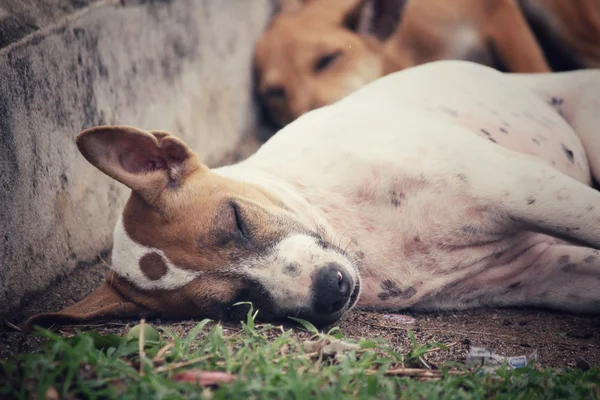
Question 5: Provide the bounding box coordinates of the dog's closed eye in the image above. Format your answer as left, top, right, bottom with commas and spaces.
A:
231, 201, 252, 239
212, 201, 253, 246
314, 50, 343, 73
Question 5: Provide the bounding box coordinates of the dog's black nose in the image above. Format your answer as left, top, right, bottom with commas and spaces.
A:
312, 263, 352, 314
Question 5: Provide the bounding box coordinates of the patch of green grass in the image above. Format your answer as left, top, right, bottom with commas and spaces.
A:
1, 306, 598, 399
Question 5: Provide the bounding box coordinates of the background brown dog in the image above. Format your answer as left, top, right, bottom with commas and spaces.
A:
254, 0, 600, 127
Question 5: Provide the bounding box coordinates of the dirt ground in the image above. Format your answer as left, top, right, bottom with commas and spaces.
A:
2, 131, 599, 370
2, 257, 599, 370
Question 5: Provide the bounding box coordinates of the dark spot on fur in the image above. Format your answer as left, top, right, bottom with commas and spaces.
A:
507, 282, 522, 290
551, 97, 564, 106
561, 143, 574, 163
488, 137, 497, 144
586, 205, 594, 212
532, 138, 540, 145
562, 263, 577, 272
558, 255, 570, 265
60, 173, 68, 189
584, 255, 596, 264
457, 173, 468, 182
317, 238, 330, 250
354, 251, 365, 260
377, 280, 416, 301
389, 190, 405, 207
283, 262, 301, 277
499, 127, 508, 134
493, 251, 503, 259
480, 128, 491, 136
439, 107, 458, 117
526, 197, 536, 205
461, 226, 478, 235
139, 252, 168, 281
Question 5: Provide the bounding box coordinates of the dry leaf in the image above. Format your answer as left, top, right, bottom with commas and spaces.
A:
171, 370, 236, 386
45, 387, 59, 400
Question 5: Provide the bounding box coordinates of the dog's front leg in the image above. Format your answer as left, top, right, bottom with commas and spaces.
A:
484, 0, 551, 72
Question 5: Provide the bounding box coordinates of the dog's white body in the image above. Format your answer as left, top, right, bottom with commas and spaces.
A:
217, 61, 600, 313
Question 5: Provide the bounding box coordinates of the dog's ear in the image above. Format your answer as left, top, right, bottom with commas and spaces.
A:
76, 125, 203, 205
23, 277, 153, 332
340, 0, 406, 40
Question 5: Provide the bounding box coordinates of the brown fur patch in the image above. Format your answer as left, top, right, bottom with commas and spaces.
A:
378, 280, 417, 301
139, 252, 168, 280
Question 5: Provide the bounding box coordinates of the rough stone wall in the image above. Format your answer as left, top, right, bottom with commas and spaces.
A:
0, 0, 274, 314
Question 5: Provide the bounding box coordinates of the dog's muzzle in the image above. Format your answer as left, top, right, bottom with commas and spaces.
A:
308, 262, 360, 326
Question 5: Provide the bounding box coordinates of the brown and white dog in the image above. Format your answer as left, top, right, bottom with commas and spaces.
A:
25, 61, 600, 330
254, 0, 600, 126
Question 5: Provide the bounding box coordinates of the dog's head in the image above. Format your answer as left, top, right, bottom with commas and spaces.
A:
254, 0, 405, 126
25, 126, 361, 331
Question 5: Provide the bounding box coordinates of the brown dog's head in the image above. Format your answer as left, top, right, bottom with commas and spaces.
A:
254, 0, 406, 126
25, 126, 361, 331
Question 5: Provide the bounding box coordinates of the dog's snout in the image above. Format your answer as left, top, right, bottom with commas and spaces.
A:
312, 263, 352, 314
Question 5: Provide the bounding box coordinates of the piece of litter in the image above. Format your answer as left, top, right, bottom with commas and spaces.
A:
303, 338, 361, 358
466, 346, 538, 372
382, 314, 416, 324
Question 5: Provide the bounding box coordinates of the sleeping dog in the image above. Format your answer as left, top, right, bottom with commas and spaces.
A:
254, 0, 600, 126
26, 61, 600, 330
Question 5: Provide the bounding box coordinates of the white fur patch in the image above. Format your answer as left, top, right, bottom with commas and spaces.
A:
111, 217, 200, 290
241, 234, 358, 311
450, 26, 481, 59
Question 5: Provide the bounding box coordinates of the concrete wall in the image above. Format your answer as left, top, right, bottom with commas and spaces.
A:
0, 0, 274, 314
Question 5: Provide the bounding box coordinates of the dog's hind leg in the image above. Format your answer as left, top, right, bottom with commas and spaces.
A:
442, 242, 600, 313
509, 69, 600, 184
442, 129, 600, 313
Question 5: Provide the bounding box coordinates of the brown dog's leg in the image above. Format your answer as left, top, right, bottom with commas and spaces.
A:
486, 0, 551, 72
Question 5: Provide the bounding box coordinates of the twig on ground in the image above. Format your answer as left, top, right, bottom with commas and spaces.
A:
367, 367, 463, 379
419, 356, 432, 370
425, 342, 457, 354
98, 255, 112, 268
367, 322, 514, 339
153, 342, 175, 365
3, 319, 22, 332
155, 355, 213, 374
139, 318, 146, 376
64, 322, 129, 329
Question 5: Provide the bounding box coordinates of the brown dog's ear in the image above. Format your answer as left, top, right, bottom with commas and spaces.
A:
23, 278, 153, 332
340, 0, 406, 40
76, 125, 203, 205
